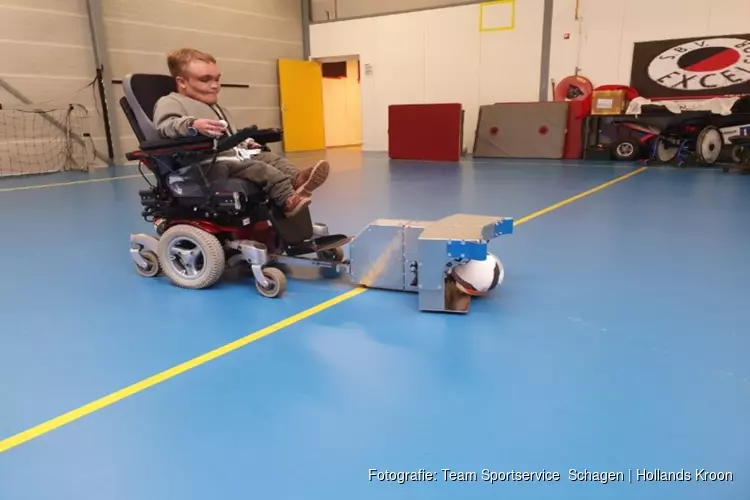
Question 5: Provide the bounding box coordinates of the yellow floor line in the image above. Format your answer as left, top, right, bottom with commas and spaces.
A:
514, 167, 647, 225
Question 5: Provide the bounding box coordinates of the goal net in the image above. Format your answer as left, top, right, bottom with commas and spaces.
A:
0, 103, 93, 178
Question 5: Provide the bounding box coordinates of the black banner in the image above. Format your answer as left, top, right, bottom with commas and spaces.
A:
629, 33, 750, 98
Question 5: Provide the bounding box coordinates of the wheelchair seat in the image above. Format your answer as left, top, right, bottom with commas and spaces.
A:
120, 73, 263, 203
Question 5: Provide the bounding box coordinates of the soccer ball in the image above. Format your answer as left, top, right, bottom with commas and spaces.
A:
451, 252, 504, 296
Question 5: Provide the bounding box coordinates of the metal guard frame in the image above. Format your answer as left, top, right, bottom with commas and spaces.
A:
348, 213, 514, 313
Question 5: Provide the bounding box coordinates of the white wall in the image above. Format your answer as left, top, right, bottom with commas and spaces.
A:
550, 0, 750, 97
310, 2, 546, 152
311, 0, 750, 152
322, 59, 362, 147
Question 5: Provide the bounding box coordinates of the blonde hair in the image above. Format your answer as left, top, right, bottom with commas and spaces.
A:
167, 48, 217, 78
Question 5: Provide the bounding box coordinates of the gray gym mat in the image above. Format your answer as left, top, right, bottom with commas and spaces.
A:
473, 102, 569, 159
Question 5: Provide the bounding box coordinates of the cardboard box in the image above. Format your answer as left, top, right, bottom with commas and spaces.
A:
591, 90, 626, 115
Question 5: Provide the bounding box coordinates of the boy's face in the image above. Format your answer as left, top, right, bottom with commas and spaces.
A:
177, 60, 221, 104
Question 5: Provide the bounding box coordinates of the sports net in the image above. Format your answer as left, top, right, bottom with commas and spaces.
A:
0, 103, 93, 178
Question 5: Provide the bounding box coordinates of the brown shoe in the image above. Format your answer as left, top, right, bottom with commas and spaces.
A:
282, 192, 311, 217
292, 160, 330, 195
291, 169, 308, 190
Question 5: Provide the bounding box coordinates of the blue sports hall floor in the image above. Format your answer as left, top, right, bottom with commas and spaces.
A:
0, 150, 748, 500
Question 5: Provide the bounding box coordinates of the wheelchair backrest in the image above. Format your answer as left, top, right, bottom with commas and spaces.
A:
121, 74, 177, 143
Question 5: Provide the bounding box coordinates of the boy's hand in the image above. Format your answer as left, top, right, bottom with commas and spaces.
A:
193, 119, 227, 137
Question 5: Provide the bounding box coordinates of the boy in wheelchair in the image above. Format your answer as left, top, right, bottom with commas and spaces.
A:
152, 48, 330, 217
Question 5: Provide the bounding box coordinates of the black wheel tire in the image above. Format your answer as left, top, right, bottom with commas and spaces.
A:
135, 250, 160, 278
316, 247, 344, 262
730, 144, 748, 165
613, 140, 639, 161
255, 267, 287, 298
157, 224, 226, 289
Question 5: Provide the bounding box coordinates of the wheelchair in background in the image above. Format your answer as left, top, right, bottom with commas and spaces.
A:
724, 135, 750, 173
611, 112, 724, 167
120, 74, 351, 297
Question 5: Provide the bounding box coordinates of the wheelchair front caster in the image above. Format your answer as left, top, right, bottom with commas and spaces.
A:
135, 250, 160, 278
255, 267, 287, 298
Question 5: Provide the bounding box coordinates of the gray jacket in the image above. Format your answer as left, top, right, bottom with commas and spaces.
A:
152, 92, 245, 163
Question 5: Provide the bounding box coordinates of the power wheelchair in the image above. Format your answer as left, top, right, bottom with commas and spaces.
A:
121, 73, 351, 297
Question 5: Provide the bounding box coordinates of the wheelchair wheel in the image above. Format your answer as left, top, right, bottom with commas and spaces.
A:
317, 247, 344, 262
613, 140, 639, 161
255, 266, 287, 298
730, 144, 748, 165
135, 250, 160, 278
696, 126, 723, 165
656, 139, 679, 163
157, 224, 226, 289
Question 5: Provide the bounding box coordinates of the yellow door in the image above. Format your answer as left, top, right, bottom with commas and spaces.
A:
278, 59, 326, 152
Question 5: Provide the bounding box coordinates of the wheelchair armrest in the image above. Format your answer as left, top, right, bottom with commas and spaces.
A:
215, 127, 283, 152
246, 127, 283, 145
126, 135, 214, 161
140, 135, 214, 151
125, 127, 284, 161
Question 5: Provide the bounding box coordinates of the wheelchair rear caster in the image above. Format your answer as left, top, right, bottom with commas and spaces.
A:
134, 250, 160, 278
254, 266, 287, 298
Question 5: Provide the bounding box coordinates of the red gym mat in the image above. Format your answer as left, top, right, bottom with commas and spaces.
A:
563, 100, 588, 159
388, 103, 463, 162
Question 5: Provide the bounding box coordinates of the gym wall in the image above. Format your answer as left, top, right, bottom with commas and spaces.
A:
310, 0, 476, 22
104, 0, 304, 154
0, 0, 105, 162
310, 2, 545, 152
550, 0, 750, 98
310, 0, 750, 152
1, 0, 304, 166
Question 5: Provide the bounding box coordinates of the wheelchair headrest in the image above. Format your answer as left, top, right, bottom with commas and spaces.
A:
122, 74, 177, 142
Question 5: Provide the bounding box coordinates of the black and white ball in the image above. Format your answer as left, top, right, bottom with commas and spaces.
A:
451, 252, 504, 296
